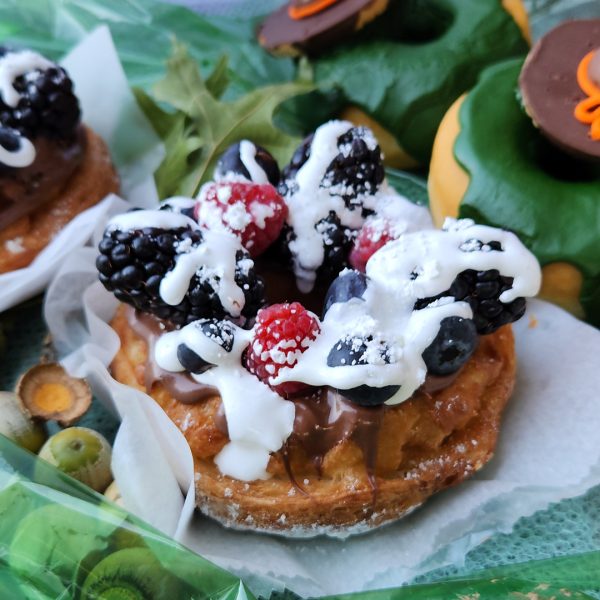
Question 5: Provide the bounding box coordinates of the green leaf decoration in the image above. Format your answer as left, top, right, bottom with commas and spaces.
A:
137, 42, 312, 199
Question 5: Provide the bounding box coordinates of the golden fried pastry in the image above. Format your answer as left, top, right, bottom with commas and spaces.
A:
0, 126, 118, 273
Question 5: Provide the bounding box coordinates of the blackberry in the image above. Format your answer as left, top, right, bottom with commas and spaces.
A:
322, 269, 368, 317
315, 211, 356, 282
215, 141, 280, 186
323, 127, 385, 209
415, 269, 526, 335
96, 226, 265, 326
0, 58, 80, 141
327, 336, 400, 406
279, 127, 384, 210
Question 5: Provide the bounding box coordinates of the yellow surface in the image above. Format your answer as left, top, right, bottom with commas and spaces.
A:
33, 383, 73, 413
340, 106, 420, 170
428, 95, 469, 228
502, 0, 531, 44
540, 263, 585, 318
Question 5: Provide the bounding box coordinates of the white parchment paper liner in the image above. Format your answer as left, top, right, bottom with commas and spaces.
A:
0, 26, 163, 313
45, 243, 600, 597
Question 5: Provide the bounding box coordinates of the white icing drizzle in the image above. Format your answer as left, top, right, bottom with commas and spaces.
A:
0, 50, 53, 168
282, 120, 432, 292
239, 140, 269, 184
273, 220, 542, 404
154, 321, 295, 481
107, 206, 249, 317
0, 135, 35, 168
0, 51, 53, 108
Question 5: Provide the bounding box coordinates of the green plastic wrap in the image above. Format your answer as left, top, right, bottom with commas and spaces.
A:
3, 433, 600, 600
0, 434, 259, 600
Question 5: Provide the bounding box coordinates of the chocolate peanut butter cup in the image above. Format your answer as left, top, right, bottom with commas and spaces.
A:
519, 19, 600, 161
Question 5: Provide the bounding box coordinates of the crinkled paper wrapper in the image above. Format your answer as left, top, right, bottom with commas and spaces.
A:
44, 237, 600, 597
0, 26, 163, 313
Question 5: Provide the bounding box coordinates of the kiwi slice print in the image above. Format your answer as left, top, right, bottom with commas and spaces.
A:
80, 547, 181, 600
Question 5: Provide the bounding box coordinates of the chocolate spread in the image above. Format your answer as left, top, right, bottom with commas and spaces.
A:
0, 127, 86, 231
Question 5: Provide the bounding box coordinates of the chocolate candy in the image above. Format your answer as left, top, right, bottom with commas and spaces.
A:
519, 19, 600, 162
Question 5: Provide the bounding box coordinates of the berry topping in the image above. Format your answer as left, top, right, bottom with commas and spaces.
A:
349, 218, 396, 272
323, 126, 385, 209
96, 225, 265, 326
415, 268, 526, 335
326, 336, 400, 406
195, 182, 287, 258
244, 302, 320, 398
0, 58, 80, 142
176, 319, 237, 374
215, 141, 280, 186
280, 126, 384, 210
422, 317, 478, 377
323, 269, 368, 317
177, 344, 214, 374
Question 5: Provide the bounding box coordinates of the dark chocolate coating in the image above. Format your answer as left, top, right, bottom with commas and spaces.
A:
519, 19, 600, 162
258, 0, 387, 56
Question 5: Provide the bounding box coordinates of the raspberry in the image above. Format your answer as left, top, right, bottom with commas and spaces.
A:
0, 54, 80, 142
244, 302, 320, 398
349, 218, 396, 272
195, 182, 287, 257
96, 224, 265, 326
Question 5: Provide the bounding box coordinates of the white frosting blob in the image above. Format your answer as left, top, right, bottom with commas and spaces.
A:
154, 320, 295, 481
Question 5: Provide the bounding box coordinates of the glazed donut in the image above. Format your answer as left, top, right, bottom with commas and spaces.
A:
96, 122, 542, 536
429, 23, 600, 326
307, 0, 529, 168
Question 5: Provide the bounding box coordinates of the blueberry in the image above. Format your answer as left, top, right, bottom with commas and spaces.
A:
322, 270, 368, 317
215, 141, 280, 186
197, 319, 235, 352
327, 336, 399, 406
177, 344, 214, 374
422, 317, 478, 377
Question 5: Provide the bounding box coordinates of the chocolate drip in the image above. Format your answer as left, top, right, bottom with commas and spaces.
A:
125, 305, 217, 404
287, 387, 386, 493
